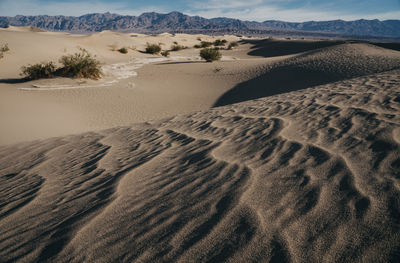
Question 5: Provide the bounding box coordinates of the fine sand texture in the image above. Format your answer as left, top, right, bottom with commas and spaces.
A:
1, 27, 400, 262
1, 69, 400, 262
2, 27, 399, 145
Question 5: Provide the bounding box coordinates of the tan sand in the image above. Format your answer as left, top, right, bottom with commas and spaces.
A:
1, 27, 400, 262
1, 69, 400, 262
0, 27, 249, 144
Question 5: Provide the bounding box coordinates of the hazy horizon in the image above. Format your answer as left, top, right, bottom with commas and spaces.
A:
0, 0, 399, 22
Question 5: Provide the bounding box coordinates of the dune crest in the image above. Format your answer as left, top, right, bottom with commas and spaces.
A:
1, 69, 400, 262
214, 43, 400, 106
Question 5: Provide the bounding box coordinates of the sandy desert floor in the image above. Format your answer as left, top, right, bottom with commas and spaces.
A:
1, 26, 400, 262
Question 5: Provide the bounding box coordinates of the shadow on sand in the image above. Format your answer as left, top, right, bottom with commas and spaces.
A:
242, 38, 346, 58
0, 78, 31, 84
213, 65, 339, 107
214, 39, 400, 107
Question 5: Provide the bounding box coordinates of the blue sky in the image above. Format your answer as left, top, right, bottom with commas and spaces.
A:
0, 0, 399, 22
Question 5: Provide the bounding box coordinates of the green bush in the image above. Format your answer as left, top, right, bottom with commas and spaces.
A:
214, 39, 227, 46
145, 43, 161, 54
118, 47, 128, 54
161, 50, 170, 57
58, 49, 102, 79
200, 41, 213, 48
193, 44, 201, 48
200, 48, 221, 62
227, 41, 239, 50
20, 62, 56, 80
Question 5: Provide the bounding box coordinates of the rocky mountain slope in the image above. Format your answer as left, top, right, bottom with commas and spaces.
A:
1, 11, 399, 37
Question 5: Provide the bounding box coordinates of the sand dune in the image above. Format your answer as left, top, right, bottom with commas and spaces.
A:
215, 43, 400, 106
1, 69, 400, 262
1, 27, 400, 262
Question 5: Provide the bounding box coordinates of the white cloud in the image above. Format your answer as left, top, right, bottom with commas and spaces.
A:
0, 0, 398, 22
192, 0, 264, 9
185, 5, 400, 22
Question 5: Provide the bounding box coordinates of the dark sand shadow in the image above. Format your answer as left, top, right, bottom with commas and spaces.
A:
242, 39, 346, 58
214, 39, 400, 107
213, 65, 339, 107
0, 78, 31, 84
370, 42, 400, 52
155, 61, 205, 65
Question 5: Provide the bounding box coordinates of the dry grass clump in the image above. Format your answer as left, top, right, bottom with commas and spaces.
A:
200, 48, 221, 62
227, 41, 239, 50
200, 41, 213, 48
170, 44, 187, 51
145, 43, 162, 54
20, 62, 56, 80
0, 43, 9, 59
161, 50, 170, 57
21, 49, 102, 80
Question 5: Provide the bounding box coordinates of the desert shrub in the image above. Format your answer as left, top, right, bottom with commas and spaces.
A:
193, 44, 201, 48
200, 41, 213, 48
118, 47, 128, 54
20, 62, 56, 80
173, 41, 178, 45
161, 50, 170, 57
58, 49, 102, 79
214, 39, 227, 46
0, 43, 9, 59
170, 44, 186, 51
0, 43, 9, 52
197, 37, 202, 41
227, 41, 239, 50
200, 48, 221, 62
145, 43, 161, 54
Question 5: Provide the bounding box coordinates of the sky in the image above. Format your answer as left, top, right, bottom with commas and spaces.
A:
0, 0, 399, 22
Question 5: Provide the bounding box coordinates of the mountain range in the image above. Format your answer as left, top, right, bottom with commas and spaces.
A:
1, 11, 399, 38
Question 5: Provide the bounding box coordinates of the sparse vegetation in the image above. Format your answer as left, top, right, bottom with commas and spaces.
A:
170, 44, 186, 51
214, 39, 227, 46
20, 49, 102, 80
227, 41, 239, 50
145, 43, 162, 54
200, 41, 213, 48
193, 44, 201, 49
161, 50, 170, 57
200, 48, 221, 62
118, 47, 128, 54
1, 43, 9, 52
0, 43, 10, 59
20, 62, 56, 80
58, 49, 102, 79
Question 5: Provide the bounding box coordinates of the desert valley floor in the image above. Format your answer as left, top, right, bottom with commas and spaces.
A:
1, 26, 400, 262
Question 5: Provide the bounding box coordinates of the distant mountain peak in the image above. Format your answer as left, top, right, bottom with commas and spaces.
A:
0, 12, 399, 38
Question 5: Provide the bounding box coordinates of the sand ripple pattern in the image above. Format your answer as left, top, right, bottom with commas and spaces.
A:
1, 70, 400, 262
